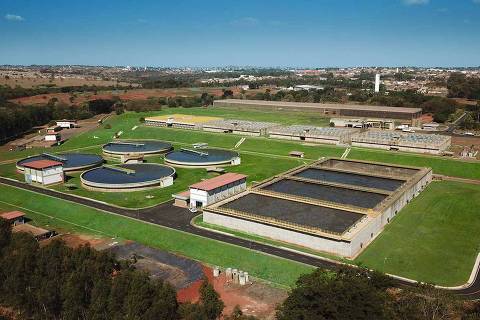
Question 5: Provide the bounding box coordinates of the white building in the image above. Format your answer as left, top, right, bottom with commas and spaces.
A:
56, 120, 77, 129
375, 74, 381, 93
188, 173, 247, 209
45, 133, 61, 142
23, 160, 64, 185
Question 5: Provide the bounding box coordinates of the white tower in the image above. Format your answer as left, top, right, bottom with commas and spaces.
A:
374, 74, 381, 93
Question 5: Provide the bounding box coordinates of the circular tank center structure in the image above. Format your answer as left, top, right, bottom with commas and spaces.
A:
16, 153, 104, 172
80, 163, 176, 191
102, 140, 172, 157
164, 148, 240, 167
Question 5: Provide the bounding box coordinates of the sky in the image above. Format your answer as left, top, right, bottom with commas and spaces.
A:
0, 0, 479, 67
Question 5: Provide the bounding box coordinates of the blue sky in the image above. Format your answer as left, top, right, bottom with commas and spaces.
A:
1, 0, 479, 67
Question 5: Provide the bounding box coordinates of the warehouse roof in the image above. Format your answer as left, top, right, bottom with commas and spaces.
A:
22, 159, 63, 170
216, 99, 422, 114
0, 211, 25, 220
190, 173, 247, 191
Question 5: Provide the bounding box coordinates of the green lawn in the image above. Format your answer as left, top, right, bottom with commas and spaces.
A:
356, 181, 480, 286
47, 151, 302, 208
148, 106, 331, 126
3, 110, 480, 182
348, 148, 480, 180
0, 184, 313, 287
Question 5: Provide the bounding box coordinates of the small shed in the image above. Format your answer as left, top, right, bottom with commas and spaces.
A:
23, 160, 64, 185
46, 126, 61, 134
172, 190, 190, 208
289, 151, 305, 158
56, 120, 77, 129
45, 133, 61, 142
13, 224, 55, 241
0, 211, 26, 226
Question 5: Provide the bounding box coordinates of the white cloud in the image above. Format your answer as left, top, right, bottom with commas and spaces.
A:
230, 17, 259, 27
403, 0, 429, 5
4, 14, 24, 21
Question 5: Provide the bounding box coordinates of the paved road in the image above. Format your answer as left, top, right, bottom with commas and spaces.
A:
1, 177, 479, 299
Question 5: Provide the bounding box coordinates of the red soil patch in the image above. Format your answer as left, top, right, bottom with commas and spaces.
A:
9, 87, 268, 107
177, 266, 286, 319
420, 113, 434, 123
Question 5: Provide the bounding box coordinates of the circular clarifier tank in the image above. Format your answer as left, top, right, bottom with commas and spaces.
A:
102, 140, 172, 157
80, 163, 176, 191
16, 153, 104, 172
164, 148, 240, 167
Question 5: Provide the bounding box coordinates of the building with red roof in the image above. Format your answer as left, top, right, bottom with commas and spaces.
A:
188, 173, 247, 210
0, 211, 25, 226
23, 159, 64, 186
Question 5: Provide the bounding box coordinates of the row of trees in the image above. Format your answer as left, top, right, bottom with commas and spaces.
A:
0, 84, 133, 102
0, 219, 255, 320
0, 89, 218, 145
237, 88, 459, 123
0, 98, 116, 143
276, 267, 479, 320
3, 217, 480, 319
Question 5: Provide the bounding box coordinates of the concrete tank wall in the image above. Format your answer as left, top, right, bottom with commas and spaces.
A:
203, 211, 353, 257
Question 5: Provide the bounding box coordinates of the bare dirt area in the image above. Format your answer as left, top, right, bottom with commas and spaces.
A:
451, 98, 479, 106
109, 242, 204, 290
178, 266, 287, 319
3, 113, 108, 155
0, 73, 135, 88
44, 232, 117, 249
451, 135, 480, 159
420, 113, 434, 123
9, 87, 270, 106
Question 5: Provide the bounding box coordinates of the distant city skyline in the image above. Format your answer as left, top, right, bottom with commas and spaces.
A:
1, 0, 479, 67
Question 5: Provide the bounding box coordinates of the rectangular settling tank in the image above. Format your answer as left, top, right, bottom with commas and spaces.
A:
220, 193, 364, 234
294, 168, 404, 191
262, 179, 387, 209
318, 159, 419, 179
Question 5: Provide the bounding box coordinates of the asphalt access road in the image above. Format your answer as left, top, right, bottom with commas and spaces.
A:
1, 177, 479, 300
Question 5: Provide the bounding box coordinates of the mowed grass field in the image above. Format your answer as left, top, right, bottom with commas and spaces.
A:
356, 181, 480, 286
1, 109, 480, 207
0, 184, 314, 287
2, 108, 479, 180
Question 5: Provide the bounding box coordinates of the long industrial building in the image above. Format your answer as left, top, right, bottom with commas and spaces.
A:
351, 131, 451, 154
213, 99, 423, 127
203, 158, 432, 259
267, 125, 359, 145
202, 119, 279, 136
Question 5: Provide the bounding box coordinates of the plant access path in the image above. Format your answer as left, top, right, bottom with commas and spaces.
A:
1, 176, 479, 300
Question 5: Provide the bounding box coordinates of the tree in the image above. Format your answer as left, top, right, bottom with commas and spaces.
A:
199, 279, 224, 320
0, 218, 11, 250
391, 284, 459, 320
222, 89, 234, 98
224, 305, 258, 320
276, 268, 393, 320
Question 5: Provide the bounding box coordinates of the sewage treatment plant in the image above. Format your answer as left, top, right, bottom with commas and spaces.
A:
203, 158, 432, 258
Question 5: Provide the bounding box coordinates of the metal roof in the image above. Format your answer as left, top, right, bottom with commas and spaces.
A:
217, 99, 422, 114
22, 159, 63, 170
0, 211, 25, 220
190, 173, 247, 191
